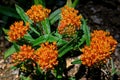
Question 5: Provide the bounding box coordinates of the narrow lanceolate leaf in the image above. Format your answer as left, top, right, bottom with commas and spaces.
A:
15, 4, 33, 24
72, 0, 79, 8
58, 45, 73, 58
71, 59, 82, 64
24, 33, 35, 42
2, 28, 9, 35
57, 39, 68, 46
4, 44, 19, 59
77, 35, 86, 48
49, 9, 61, 20
13, 42, 20, 51
41, 18, 51, 34
50, 15, 60, 25
15, 4, 40, 36
47, 35, 59, 42
34, 0, 45, 7
81, 18, 91, 46
32, 34, 63, 46
30, 25, 40, 36
58, 38, 74, 58
32, 35, 47, 47
0, 6, 20, 19
66, 0, 72, 7
49, 9, 61, 24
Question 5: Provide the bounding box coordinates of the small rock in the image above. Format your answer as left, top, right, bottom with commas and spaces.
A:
90, 15, 102, 24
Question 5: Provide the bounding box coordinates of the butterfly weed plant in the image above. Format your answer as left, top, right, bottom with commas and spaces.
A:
3, 0, 118, 80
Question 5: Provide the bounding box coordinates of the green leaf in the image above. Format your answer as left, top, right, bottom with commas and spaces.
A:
49, 9, 61, 20
50, 15, 60, 25
66, 0, 72, 7
71, 59, 82, 64
4, 45, 18, 59
2, 28, 9, 35
10, 66, 18, 70
46, 34, 67, 46
47, 35, 58, 42
111, 58, 117, 76
72, 0, 79, 8
58, 38, 74, 58
23, 33, 35, 42
32, 34, 60, 46
13, 43, 20, 51
15, 4, 33, 24
20, 75, 31, 80
69, 77, 76, 80
57, 39, 68, 46
34, 0, 45, 7
30, 25, 40, 36
81, 18, 90, 46
49, 9, 61, 24
15, 4, 40, 36
78, 35, 86, 47
0, 6, 20, 19
59, 45, 72, 58
54, 32, 62, 39
41, 18, 51, 34
4, 36, 9, 41
57, 75, 63, 79
32, 35, 48, 46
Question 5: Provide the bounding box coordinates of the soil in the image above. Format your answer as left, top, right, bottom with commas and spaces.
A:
0, 0, 120, 80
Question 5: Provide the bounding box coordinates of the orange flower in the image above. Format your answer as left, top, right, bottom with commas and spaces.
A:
8, 21, 29, 42
12, 45, 35, 65
26, 5, 51, 22
80, 30, 117, 67
58, 6, 82, 36
34, 42, 58, 71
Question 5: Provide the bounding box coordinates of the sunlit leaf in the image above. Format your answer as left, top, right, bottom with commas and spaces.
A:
41, 18, 51, 34
13, 42, 20, 51
71, 59, 82, 64
50, 15, 60, 25
4, 44, 19, 59
15, 4, 40, 36
32, 35, 47, 46
49, 9, 61, 24
32, 33, 67, 47
81, 18, 90, 46
47, 35, 58, 42
15, 4, 33, 24
23, 33, 35, 42
57, 39, 67, 46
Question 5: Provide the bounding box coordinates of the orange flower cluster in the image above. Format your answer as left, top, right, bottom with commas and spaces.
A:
58, 6, 82, 36
26, 5, 51, 22
8, 21, 29, 42
12, 45, 34, 65
81, 30, 117, 67
35, 42, 58, 71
